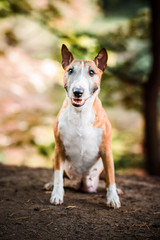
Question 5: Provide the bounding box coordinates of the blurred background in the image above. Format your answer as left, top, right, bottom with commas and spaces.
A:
0, 0, 159, 175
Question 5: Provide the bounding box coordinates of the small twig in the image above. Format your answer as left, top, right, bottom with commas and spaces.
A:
39, 208, 52, 212
65, 206, 78, 209
47, 222, 53, 226
129, 224, 135, 230
9, 212, 15, 217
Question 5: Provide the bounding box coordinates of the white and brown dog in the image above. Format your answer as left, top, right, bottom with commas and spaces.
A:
46, 44, 121, 208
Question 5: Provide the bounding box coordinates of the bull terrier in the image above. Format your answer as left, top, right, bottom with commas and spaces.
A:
46, 44, 121, 208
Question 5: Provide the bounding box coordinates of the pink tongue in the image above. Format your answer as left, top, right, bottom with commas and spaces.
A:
75, 99, 81, 103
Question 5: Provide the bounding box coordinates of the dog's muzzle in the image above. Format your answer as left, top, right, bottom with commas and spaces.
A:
71, 88, 85, 107
70, 87, 99, 108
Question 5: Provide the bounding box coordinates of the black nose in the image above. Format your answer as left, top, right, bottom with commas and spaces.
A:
73, 88, 84, 98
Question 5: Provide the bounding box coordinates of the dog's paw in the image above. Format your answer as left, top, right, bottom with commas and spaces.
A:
106, 184, 121, 209
50, 187, 64, 205
43, 182, 53, 191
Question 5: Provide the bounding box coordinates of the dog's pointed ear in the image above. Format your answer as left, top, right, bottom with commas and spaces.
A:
94, 48, 108, 72
61, 44, 74, 69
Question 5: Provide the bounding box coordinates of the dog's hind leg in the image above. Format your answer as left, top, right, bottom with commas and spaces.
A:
81, 158, 103, 193
63, 161, 82, 190
43, 182, 53, 191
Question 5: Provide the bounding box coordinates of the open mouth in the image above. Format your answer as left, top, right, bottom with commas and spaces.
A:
71, 98, 85, 107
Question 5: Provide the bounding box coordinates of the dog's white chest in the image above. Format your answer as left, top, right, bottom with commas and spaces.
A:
58, 106, 102, 173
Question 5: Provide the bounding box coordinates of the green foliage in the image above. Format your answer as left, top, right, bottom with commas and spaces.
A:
97, 28, 127, 52
99, 11, 151, 111
114, 153, 144, 170
111, 126, 144, 170
0, 0, 31, 17
128, 9, 151, 39
38, 142, 55, 157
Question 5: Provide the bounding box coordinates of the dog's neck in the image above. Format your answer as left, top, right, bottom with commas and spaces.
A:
67, 95, 97, 125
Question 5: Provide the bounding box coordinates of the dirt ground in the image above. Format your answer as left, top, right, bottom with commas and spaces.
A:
0, 164, 160, 240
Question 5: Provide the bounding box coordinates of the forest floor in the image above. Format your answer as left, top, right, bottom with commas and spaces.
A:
0, 163, 160, 240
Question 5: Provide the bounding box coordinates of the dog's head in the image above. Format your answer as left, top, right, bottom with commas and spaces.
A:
61, 44, 108, 108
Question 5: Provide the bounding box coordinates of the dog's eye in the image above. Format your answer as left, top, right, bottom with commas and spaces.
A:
89, 69, 95, 77
68, 68, 73, 74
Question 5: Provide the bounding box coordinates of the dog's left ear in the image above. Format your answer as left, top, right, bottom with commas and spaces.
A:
94, 48, 108, 72
61, 44, 74, 69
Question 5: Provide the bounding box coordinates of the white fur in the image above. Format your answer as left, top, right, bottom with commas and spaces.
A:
50, 168, 64, 205
107, 183, 121, 208
58, 96, 102, 177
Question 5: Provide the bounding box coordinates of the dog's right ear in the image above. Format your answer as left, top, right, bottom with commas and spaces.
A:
61, 44, 74, 69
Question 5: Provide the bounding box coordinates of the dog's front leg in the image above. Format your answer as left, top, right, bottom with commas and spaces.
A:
101, 146, 121, 209
50, 146, 64, 205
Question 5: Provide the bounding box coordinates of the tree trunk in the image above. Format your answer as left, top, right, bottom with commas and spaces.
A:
144, 1, 160, 175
